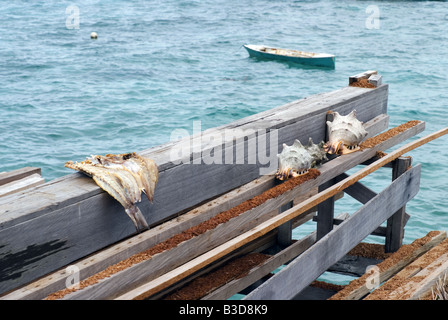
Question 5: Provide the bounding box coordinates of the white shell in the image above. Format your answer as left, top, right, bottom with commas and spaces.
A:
324, 110, 368, 154
276, 139, 313, 180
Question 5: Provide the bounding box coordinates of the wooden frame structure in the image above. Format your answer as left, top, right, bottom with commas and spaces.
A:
2, 71, 444, 300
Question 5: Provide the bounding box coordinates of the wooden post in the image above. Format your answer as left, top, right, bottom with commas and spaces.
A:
316, 111, 337, 240
349, 70, 378, 85
385, 156, 412, 252
245, 165, 421, 300
277, 201, 293, 247
316, 179, 335, 240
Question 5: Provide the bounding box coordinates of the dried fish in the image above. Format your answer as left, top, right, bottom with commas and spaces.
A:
65, 152, 158, 231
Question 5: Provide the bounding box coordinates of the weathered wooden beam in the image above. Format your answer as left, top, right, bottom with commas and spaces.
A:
334, 173, 377, 204
0, 118, 385, 300
277, 201, 293, 247
364, 236, 448, 300
57, 118, 424, 301
329, 231, 447, 300
4, 116, 425, 300
245, 165, 422, 300
0, 84, 390, 294
385, 156, 413, 252
333, 172, 411, 238
349, 70, 377, 84
316, 179, 335, 240
245, 126, 448, 299
0, 167, 41, 186
368, 74, 382, 87
0, 173, 44, 198
0, 167, 44, 198
202, 213, 350, 300
114, 123, 446, 301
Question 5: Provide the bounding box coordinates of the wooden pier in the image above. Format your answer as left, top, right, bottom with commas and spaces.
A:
1, 71, 447, 300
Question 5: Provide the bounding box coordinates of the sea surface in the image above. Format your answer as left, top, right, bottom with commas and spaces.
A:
1, 1, 447, 269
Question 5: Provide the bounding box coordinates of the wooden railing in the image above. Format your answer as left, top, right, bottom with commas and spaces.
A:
4, 71, 446, 300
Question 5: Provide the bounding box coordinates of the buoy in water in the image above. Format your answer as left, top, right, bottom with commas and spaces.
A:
90, 32, 98, 39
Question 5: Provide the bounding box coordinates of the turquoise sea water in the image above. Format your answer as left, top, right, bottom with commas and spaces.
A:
1, 1, 447, 247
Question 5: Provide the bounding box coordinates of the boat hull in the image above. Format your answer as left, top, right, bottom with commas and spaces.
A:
243, 45, 335, 69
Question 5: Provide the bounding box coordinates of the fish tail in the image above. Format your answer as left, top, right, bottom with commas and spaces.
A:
125, 206, 149, 232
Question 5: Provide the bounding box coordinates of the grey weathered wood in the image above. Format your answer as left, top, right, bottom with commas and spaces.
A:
203, 213, 349, 300
333, 172, 410, 239
349, 70, 377, 84
4, 115, 423, 300
244, 164, 421, 300
0, 167, 44, 197
0, 167, 41, 186
331, 231, 446, 300
119, 124, 442, 301
368, 74, 383, 87
0, 84, 390, 294
385, 156, 413, 252
0, 173, 277, 300
364, 236, 448, 300
0, 173, 45, 197
334, 173, 377, 204
316, 179, 335, 240
277, 201, 293, 247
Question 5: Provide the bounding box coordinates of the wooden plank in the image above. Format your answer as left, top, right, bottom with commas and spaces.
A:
316, 179, 335, 240
245, 165, 422, 300
398, 254, 448, 300
1, 116, 421, 299
385, 156, 412, 252
0, 173, 277, 300
349, 70, 377, 84
244, 126, 448, 299
368, 74, 382, 87
0, 173, 45, 197
0, 167, 41, 186
117, 163, 421, 300
0, 85, 390, 295
0, 85, 389, 227
329, 231, 447, 300
203, 213, 350, 300
277, 201, 293, 247
365, 237, 448, 300
407, 256, 448, 300
56, 118, 420, 300
62, 187, 291, 300
115, 122, 446, 301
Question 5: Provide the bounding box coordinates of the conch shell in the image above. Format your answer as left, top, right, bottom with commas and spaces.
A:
65, 152, 158, 231
305, 137, 328, 167
323, 110, 368, 155
275, 140, 313, 181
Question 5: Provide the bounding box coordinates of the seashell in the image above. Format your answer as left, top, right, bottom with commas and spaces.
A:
275, 139, 313, 180
305, 137, 328, 167
65, 152, 158, 231
323, 110, 368, 155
